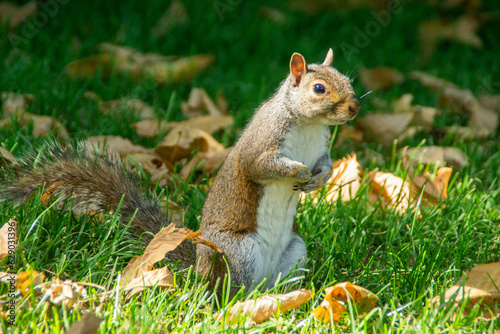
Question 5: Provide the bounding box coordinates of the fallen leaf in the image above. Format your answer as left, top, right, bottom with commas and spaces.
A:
367, 171, 417, 216
159, 198, 185, 228
479, 94, 500, 112
301, 153, 362, 204
133, 115, 233, 138
66, 313, 103, 334
179, 148, 232, 181
15, 269, 45, 296
433, 261, 500, 320
356, 113, 413, 146
151, 0, 189, 38
181, 88, 228, 118
40, 279, 88, 308
221, 289, 312, 324
313, 282, 378, 323
97, 97, 156, 120
0, 147, 19, 168
259, 7, 288, 25
121, 223, 220, 287
0, 1, 37, 29
86, 136, 150, 157
0, 219, 17, 260
403, 146, 468, 169
408, 71, 460, 91
125, 153, 174, 188
409, 167, 453, 205
65, 43, 215, 85
1, 92, 35, 116
155, 127, 224, 163
419, 15, 483, 61
359, 67, 404, 91
124, 266, 174, 299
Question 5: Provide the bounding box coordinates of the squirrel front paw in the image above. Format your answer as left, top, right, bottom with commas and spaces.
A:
293, 165, 332, 193
292, 163, 312, 183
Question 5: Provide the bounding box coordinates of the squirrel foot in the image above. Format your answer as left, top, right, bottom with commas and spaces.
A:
293, 165, 332, 193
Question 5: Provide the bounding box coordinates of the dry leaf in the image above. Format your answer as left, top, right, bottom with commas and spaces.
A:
65, 43, 215, 85
409, 167, 453, 205
133, 115, 233, 138
121, 223, 220, 287
479, 94, 500, 112
124, 267, 174, 299
0, 147, 19, 168
181, 88, 228, 118
0, 219, 17, 260
97, 98, 156, 120
221, 289, 312, 324
66, 313, 103, 334
151, 0, 189, 38
15, 270, 45, 296
155, 127, 224, 163
367, 171, 417, 216
433, 261, 500, 320
403, 146, 468, 169
86, 136, 150, 157
0, 1, 37, 29
408, 71, 460, 91
301, 153, 362, 204
179, 148, 232, 181
392, 94, 438, 130
40, 279, 88, 308
1, 92, 35, 116
313, 282, 378, 323
356, 113, 413, 146
419, 15, 483, 61
125, 153, 174, 187
359, 67, 404, 91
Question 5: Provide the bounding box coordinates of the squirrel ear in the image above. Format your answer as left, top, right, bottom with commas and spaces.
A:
290, 53, 308, 86
322, 48, 334, 66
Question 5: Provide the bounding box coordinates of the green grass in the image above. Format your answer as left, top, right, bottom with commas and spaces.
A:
1, 0, 500, 332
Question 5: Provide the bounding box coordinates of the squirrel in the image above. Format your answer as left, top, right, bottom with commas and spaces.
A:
0, 49, 360, 292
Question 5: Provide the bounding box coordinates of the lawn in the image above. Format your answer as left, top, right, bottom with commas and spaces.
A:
0, 0, 499, 332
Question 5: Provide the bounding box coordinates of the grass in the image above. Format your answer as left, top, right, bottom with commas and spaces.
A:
1, 0, 500, 332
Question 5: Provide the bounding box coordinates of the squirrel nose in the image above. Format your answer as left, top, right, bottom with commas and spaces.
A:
348, 97, 360, 116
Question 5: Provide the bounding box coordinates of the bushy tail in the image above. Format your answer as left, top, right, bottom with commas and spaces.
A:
0, 141, 167, 243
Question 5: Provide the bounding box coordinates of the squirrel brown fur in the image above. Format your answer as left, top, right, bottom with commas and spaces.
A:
0, 49, 359, 292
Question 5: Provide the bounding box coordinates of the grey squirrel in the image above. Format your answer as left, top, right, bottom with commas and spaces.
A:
0, 49, 360, 292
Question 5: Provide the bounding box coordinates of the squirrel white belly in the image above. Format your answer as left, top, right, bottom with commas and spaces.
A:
0, 49, 360, 293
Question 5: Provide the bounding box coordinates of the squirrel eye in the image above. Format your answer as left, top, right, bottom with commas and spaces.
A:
313, 83, 326, 94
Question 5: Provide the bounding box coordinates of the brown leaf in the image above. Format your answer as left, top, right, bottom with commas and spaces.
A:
181, 88, 228, 118
479, 94, 500, 112
0, 1, 37, 29
125, 153, 174, 187
357, 113, 413, 146
86, 136, 150, 157
221, 289, 312, 324
159, 198, 185, 227
313, 282, 378, 323
155, 126, 224, 163
0, 219, 17, 260
433, 261, 500, 320
403, 146, 468, 169
151, 0, 189, 38
121, 223, 220, 288
1, 92, 35, 116
419, 15, 483, 61
408, 71, 461, 91
0, 147, 19, 169
133, 115, 233, 138
179, 148, 232, 181
66, 313, 103, 334
65, 43, 215, 84
97, 98, 156, 120
359, 67, 404, 91
124, 267, 174, 299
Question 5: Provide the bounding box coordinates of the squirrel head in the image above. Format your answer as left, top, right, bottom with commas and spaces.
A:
286, 49, 360, 125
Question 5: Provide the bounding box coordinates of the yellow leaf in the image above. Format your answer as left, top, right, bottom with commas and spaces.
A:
313, 282, 378, 323
221, 289, 312, 324
15, 269, 45, 296
124, 267, 174, 300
